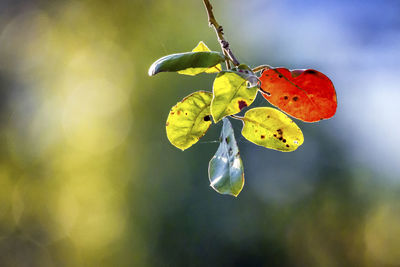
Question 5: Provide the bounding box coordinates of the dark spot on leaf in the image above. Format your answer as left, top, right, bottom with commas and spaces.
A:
166, 122, 169, 126
279, 137, 283, 141
225, 137, 230, 144
267, 115, 270, 118
284, 96, 288, 100
286, 144, 290, 148
185, 112, 188, 115
277, 129, 283, 135
171, 112, 175, 115
261, 135, 265, 139
306, 70, 317, 74
238, 100, 248, 110
273, 134, 277, 137
283, 139, 286, 143
293, 96, 299, 101
177, 110, 181, 115
255, 130, 258, 133
203, 115, 211, 121
278, 74, 283, 78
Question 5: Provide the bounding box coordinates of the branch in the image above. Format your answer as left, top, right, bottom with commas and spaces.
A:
202, 0, 240, 68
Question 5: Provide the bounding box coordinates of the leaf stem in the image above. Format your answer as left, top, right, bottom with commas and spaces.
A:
230, 114, 243, 120
252, 65, 273, 73
202, 0, 240, 68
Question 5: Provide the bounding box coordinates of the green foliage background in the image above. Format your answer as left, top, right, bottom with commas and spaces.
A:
0, 0, 399, 266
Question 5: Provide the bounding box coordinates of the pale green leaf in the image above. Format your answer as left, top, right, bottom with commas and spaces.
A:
208, 118, 244, 197
211, 71, 258, 123
240, 107, 304, 152
166, 91, 213, 150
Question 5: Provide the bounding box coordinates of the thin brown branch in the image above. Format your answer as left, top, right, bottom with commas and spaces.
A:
202, 0, 240, 68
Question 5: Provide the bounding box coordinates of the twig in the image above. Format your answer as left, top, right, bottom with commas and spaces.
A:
202, 0, 240, 68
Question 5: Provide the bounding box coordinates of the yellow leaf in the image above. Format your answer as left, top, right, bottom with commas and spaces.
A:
166, 91, 213, 150
177, 41, 222, 75
240, 107, 304, 152
192, 41, 211, 52
211, 71, 258, 123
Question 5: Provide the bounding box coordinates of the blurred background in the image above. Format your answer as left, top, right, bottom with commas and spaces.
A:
0, 0, 399, 266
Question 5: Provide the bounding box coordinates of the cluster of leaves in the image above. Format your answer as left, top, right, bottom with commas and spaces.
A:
149, 41, 337, 197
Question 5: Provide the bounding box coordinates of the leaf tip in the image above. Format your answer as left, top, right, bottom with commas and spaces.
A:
173, 142, 190, 151
230, 190, 241, 198
210, 113, 220, 123
148, 63, 157, 76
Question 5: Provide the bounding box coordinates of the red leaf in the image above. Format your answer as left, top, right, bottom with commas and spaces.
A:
259, 68, 337, 122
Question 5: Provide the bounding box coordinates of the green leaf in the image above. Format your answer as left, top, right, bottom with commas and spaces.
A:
148, 51, 225, 76
211, 71, 258, 123
178, 41, 222, 75
208, 118, 244, 197
240, 107, 304, 152
166, 91, 213, 151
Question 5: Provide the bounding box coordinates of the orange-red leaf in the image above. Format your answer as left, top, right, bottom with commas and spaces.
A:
259, 68, 337, 122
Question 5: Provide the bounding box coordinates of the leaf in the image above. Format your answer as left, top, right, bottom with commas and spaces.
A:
148, 50, 225, 76
166, 91, 213, 150
240, 107, 304, 152
211, 71, 258, 123
177, 41, 222, 75
208, 118, 244, 197
259, 68, 337, 122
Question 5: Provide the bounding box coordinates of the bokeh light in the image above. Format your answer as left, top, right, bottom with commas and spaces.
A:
0, 0, 399, 266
